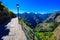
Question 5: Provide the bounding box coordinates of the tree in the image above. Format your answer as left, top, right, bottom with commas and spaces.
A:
0, 1, 4, 11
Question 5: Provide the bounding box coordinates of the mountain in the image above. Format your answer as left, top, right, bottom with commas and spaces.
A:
35, 11, 60, 32
44, 11, 60, 23
0, 1, 16, 24
52, 12, 60, 40
16, 12, 51, 28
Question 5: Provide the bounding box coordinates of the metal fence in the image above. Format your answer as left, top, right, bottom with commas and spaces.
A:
19, 18, 42, 40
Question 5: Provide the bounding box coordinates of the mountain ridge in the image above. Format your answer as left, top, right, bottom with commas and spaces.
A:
16, 12, 51, 27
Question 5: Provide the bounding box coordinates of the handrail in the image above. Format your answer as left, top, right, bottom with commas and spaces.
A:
19, 18, 42, 40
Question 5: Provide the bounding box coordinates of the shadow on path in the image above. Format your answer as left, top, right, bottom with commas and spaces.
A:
0, 19, 11, 40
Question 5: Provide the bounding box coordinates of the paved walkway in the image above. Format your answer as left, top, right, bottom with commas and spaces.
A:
2, 17, 27, 40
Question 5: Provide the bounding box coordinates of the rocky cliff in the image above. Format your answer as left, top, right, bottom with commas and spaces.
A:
0, 1, 16, 24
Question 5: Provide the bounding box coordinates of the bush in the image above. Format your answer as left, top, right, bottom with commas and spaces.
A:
35, 32, 56, 40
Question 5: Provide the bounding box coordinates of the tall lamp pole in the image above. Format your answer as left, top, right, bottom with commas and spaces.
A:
16, 4, 19, 22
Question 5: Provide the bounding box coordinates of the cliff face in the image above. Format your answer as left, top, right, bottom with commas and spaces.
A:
0, 1, 16, 24
51, 12, 60, 40
35, 11, 60, 32
45, 12, 60, 23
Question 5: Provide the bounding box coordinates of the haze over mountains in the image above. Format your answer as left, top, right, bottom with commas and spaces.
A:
16, 12, 51, 27
16, 11, 60, 28
0, 0, 60, 40
18, 11, 60, 40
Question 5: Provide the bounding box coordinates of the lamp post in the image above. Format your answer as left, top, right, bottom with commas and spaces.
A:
16, 4, 20, 23
16, 4, 19, 22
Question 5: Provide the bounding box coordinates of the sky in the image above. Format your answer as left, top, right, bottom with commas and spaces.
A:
2, 0, 60, 14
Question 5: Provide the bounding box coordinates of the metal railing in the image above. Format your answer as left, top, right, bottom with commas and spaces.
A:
18, 18, 42, 40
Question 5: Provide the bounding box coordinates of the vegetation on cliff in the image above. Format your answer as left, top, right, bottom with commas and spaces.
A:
0, 1, 16, 24
19, 11, 60, 40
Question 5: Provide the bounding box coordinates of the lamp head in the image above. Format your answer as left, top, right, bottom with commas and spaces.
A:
16, 4, 19, 7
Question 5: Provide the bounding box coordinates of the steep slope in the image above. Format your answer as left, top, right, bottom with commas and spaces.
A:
53, 12, 60, 40
53, 25, 60, 40
0, 1, 16, 25
18, 12, 50, 28
44, 11, 60, 23
35, 11, 60, 32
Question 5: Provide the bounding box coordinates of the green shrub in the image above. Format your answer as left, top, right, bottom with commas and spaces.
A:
35, 32, 56, 40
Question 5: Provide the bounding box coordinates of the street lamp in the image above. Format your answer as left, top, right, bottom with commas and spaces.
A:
16, 4, 19, 19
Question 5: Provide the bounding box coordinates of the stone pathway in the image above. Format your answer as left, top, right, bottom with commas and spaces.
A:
2, 17, 27, 40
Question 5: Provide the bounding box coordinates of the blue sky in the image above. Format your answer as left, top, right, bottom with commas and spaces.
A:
2, 0, 60, 14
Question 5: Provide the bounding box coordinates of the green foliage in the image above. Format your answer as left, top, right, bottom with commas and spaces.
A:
19, 18, 33, 28
35, 21, 59, 32
35, 24, 43, 32
0, 2, 16, 24
35, 32, 56, 40
9, 11, 16, 18
0, 2, 4, 11
49, 22, 59, 31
